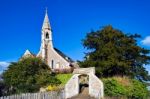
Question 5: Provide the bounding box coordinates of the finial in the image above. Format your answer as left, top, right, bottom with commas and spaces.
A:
46, 7, 48, 14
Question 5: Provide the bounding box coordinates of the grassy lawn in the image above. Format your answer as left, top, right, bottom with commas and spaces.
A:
56, 74, 73, 86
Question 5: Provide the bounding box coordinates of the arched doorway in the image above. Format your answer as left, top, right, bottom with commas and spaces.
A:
78, 74, 89, 94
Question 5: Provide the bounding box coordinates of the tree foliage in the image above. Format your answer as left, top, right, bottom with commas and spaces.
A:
80, 25, 150, 81
2, 57, 61, 94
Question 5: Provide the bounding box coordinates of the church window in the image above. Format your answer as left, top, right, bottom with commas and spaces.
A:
46, 33, 49, 39
51, 60, 54, 69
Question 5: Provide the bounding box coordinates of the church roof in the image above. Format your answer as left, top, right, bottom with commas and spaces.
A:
42, 9, 51, 30
22, 49, 35, 58
54, 48, 74, 63
23, 50, 32, 56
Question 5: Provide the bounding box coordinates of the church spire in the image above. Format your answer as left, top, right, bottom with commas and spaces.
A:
42, 8, 51, 30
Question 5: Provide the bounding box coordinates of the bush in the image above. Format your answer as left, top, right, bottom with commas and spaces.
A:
44, 74, 73, 91
0, 80, 9, 96
102, 77, 148, 99
129, 80, 148, 99
102, 78, 127, 96
148, 90, 150, 97
46, 85, 59, 91
2, 57, 61, 94
36, 71, 61, 86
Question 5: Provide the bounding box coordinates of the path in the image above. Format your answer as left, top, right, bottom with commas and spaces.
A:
68, 88, 95, 99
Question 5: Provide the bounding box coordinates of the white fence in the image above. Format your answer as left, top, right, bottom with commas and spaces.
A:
0, 90, 65, 99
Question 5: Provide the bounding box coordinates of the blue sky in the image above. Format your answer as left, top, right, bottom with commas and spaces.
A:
0, 0, 150, 74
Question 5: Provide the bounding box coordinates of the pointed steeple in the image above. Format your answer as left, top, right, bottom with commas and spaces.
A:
42, 8, 51, 30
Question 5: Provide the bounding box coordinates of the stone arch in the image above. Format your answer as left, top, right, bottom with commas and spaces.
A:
78, 74, 89, 93
65, 67, 104, 99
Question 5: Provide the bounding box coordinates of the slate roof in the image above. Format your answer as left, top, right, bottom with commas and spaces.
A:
54, 48, 74, 63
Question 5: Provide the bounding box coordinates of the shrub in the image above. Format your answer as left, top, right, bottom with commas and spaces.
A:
148, 90, 150, 97
102, 77, 148, 99
36, 71, 61, 86
46, 85, 59, 91
2, 57, 61, 94
128, 80, 148, 99
102, 78, 127, 96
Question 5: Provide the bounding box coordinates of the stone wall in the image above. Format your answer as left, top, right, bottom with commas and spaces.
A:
65, 74, 80, 98
47, 47, 70, 69
89, 73, 104, 99
73, 67, 95, 74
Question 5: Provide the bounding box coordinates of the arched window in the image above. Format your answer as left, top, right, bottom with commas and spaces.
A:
46, 33, 49, 39
51, 60, 54, 69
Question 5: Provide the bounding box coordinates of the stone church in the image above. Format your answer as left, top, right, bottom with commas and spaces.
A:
21, 10, 77, 70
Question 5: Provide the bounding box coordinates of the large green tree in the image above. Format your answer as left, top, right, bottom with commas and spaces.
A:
80, 25, 150, 81
2, 57, 60, 94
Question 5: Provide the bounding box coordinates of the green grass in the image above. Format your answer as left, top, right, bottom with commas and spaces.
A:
56, 74, 73, 86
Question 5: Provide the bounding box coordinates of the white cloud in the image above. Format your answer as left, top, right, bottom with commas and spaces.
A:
141, 36, 150, 46
0, 62, 10, 68
0, 61, 10, 74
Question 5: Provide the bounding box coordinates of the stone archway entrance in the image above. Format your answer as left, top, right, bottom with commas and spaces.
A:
65, 67, 104, 99
78, 74, 89, 94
